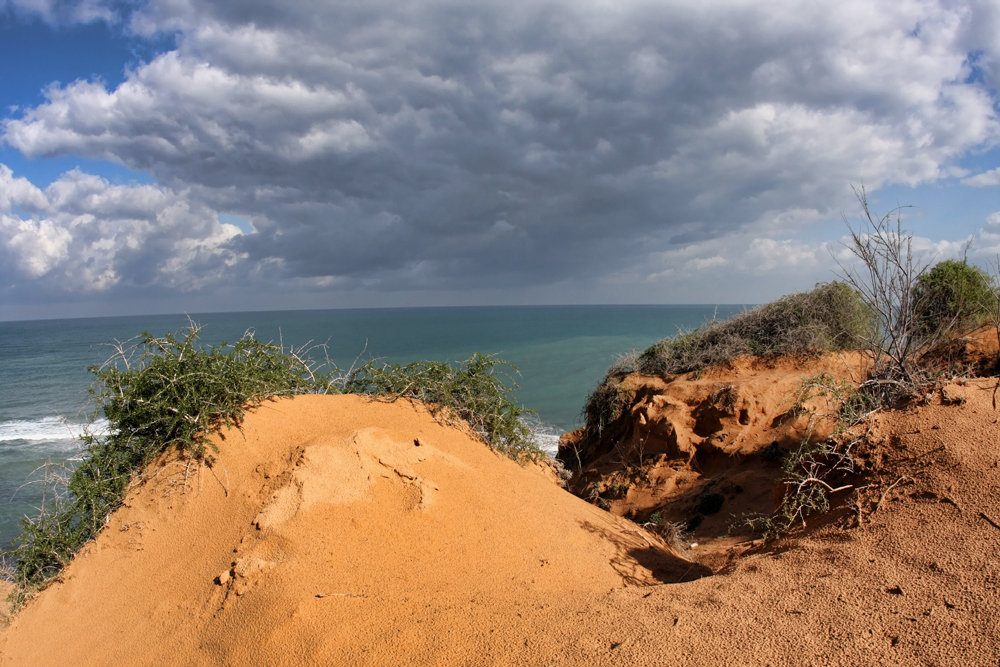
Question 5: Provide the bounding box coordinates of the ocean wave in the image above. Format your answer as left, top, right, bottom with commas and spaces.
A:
0, 417, 110, 443
522, 417, 565, 457
534, 432, 562, 456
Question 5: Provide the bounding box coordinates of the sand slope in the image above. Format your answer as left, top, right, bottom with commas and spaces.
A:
3, 371, 1000, 666
0, 395, 704, 667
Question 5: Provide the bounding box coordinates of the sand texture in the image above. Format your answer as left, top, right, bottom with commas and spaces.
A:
2, 354, 1000, 665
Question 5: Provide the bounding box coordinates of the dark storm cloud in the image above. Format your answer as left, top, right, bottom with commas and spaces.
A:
2, 0, 999, 310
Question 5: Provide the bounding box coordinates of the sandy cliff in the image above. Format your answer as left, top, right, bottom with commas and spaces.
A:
2, 357, 999, 666
560, 352, 867, 547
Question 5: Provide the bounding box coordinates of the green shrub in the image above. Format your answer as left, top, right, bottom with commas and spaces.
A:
4, 324, 538, 605
913, 259, 996, 336
342, 353, 542, 461
7, 326, 327, 591
637, 281, 871, 376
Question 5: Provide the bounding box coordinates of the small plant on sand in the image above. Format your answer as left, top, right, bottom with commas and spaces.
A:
341, 353, 542, 461
744, 373, 873, 538
743, 436, 857, 540
784, 373, 879, 433
773, 436, 857, 532
642, 512, 688, 553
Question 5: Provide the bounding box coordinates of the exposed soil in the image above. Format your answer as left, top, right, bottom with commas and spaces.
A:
2, 340, 1000, 666
560, 352, 867, 554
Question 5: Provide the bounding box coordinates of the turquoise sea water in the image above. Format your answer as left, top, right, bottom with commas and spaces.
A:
0, 305, 745, 549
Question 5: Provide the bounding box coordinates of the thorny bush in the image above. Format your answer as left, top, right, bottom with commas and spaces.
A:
4, 324, 539, 609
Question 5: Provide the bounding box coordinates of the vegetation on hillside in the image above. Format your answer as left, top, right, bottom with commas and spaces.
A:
7, 191, 1000, 608
341, 354, 540, 460
913, 259, 995, 337
3, 325, 539, 606
582, 281, 873, 442
577, 189, 1000, 539
836, 189, 998, 404
640, 281, 872, 376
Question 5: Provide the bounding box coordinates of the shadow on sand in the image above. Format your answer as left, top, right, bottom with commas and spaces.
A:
579, 519, 713, 585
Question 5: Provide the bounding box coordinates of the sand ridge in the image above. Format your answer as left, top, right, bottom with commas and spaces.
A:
0, 394, 705, 667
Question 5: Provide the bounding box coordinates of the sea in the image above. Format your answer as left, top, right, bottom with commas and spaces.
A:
0, 305, 746, 550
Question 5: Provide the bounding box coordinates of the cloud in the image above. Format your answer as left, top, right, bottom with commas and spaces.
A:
971, 211, 1000, 255
2, 0, 999, 312
963, 167, 1000, 187
0, 165, 245, 296
744, 238, 820, 272
1, 0, 116, 25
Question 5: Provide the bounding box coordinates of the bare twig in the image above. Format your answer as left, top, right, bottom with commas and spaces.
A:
795, 478, 853, 495
872, 476, 911, 516
833, 185, 940, 404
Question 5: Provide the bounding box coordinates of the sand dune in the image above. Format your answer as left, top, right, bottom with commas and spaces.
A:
2, 362, 999, 666
0, 395, 705, 666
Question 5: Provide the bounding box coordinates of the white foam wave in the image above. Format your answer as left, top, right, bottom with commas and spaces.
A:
0, 417, 110, 443
522, 416, 565, 457
534, 432, 562, 456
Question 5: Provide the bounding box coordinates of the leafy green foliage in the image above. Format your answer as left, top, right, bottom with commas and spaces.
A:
4, 325, 538, 605
7, 326, 326, 592
913, 259, 996, 336
342, 353, 542, 461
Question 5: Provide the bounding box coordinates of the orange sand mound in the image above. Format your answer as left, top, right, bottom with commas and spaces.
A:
0, 395, 704, 667
3, 379, 1000, 666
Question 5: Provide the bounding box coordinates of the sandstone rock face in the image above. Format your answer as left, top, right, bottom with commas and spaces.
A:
560, 353, 867, 541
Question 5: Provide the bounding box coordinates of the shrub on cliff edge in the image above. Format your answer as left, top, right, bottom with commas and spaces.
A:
580, 281, 872, 443
6, 326, 325, 595
342, 354, 541, 461
913, 259, 996, 337
636, 281, 870, 377
4, 324, 539, 607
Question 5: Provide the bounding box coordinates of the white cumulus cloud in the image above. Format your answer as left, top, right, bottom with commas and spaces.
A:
0, 165, 246, 295
963, 167, 1000, 187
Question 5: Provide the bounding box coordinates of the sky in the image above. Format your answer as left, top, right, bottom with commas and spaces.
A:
0, 0, 998, 321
